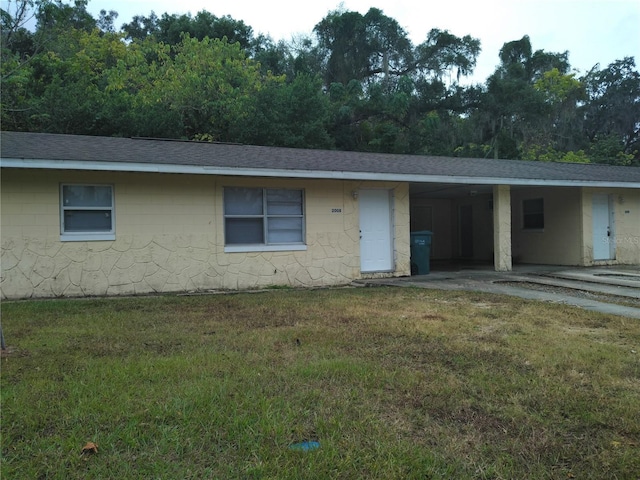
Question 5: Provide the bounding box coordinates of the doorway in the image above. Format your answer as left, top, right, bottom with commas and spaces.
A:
359, 189, 394, 272
592, 194, 615, 260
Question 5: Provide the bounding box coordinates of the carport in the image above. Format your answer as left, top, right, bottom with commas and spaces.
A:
408, 177, 639, 273
409, 182, 512, 272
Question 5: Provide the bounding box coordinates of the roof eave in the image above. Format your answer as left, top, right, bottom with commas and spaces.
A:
2, 158, 639, 189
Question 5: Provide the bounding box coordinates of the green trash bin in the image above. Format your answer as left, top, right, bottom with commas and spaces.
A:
410, 231, 432, 275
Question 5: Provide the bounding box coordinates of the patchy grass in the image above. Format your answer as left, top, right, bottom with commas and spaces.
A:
1, 287, 639, 479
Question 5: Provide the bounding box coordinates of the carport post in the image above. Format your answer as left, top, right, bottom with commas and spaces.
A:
493, 185, 512, 271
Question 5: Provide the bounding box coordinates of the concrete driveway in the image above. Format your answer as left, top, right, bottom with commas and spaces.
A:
355, 265, 640, 319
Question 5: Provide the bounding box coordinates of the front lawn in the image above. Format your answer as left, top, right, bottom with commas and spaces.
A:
1, 288, 639, 479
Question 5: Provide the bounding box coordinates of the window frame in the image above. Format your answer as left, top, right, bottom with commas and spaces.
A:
60, 183, 115, 241
522, 197, 544, 231
224, 187, 307, 252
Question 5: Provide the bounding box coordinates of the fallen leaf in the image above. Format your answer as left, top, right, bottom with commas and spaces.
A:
81, 442, 98, 454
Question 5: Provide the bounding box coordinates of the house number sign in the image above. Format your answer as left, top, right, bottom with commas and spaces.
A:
331, 208, 342, 213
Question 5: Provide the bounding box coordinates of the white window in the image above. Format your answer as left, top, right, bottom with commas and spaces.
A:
60, 184, 115, 241
224, 187, 306, 252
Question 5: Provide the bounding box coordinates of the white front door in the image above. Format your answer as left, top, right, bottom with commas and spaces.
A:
592, 194, 615, 260
359, 189, 394, 272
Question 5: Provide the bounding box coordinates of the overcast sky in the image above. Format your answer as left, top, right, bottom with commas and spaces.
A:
84, 0, 639, 84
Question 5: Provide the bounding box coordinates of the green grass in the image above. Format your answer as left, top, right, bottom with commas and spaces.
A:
1, 287, 639, 479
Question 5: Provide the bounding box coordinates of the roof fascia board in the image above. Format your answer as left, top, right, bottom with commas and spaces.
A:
2, 158, 639, 189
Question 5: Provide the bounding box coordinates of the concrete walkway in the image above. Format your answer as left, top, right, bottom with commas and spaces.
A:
355, 265, 640, 319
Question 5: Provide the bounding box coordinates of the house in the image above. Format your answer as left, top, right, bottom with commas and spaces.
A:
1, 131, 639, 299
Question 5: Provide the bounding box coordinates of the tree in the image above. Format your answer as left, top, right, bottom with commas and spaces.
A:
475, 36, 571, 159
96, 9, 118, 33
35, 0, 96, 33
129, 35, 265, 140
313, 8, 481, 154
1, 0, 42, 129
528, 68, 586, 155
122, 10, 254, 50
26, 27, 129, 134
582, 57, 640, 164
313, 7, 413, 86
1, 0, 37, 58
105, 37, 182, 137
241, 73, 333, 148
413, 28, 480, 83
120, 12, 159, 41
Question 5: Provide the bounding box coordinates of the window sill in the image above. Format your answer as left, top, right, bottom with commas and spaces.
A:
225, 244, 307, 253
60, 233, 116, 242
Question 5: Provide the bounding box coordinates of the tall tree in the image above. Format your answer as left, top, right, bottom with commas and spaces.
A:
413, 28, 480, 82
35, 0, 96, 33
1, 0, 38, 130
122, 10, 254, 50
476, 36, 570, 159
241, 73, 333, 148
130, 35, 265, 140
313, 7, 413, 86
26, 27, 128, 134
582, 57, 640, 164
529, 68, 586, 156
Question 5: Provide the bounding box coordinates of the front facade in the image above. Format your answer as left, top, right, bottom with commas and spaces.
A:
1, 168, 410, 299
1, 132, 639, 299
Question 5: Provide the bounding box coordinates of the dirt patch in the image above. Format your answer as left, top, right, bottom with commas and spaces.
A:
1, 346, 30, 358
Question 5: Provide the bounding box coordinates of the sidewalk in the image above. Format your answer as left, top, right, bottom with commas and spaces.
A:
355, 265, 640, 319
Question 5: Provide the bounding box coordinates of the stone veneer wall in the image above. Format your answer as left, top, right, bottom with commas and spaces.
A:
1, 169, 410, 299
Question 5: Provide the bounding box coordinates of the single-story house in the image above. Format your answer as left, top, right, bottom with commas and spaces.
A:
1, 131, 639, 299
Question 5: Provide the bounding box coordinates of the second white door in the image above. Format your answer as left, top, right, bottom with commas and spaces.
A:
592, 194, 615, 260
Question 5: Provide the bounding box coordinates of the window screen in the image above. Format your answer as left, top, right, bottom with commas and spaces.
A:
224, 188, 305, 246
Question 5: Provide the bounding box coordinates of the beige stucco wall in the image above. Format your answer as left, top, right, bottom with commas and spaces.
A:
511, 186, 640, 266
511, 187, 583, 265
1, 169, 410, 299
580, 187, 640, 265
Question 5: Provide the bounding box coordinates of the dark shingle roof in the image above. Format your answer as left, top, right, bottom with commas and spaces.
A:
2, 131, 639, 185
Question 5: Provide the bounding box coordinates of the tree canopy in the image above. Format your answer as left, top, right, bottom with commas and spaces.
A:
1, 0, 638, 165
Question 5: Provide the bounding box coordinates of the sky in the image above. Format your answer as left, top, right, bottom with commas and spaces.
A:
82, 0, 640, 84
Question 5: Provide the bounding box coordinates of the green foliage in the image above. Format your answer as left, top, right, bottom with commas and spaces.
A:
314, 7, 412, 86
414, 28, 481, 81
534, 68, 583, 103
241, 73, 333, 148
583, 57, 640, 162
521, 145, 590, 163
454, 143, 492, 158
35, 0, 97, 33
588, 134, 636, 166
153, 35, 263, 140
0, 47, 34, 130
2, 3, 639, 165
